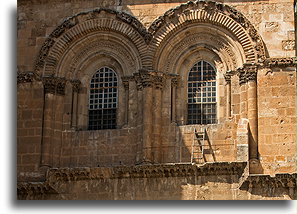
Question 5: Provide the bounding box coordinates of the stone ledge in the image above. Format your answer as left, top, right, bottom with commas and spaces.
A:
45, 162, 247, 182
240, 173, 296, 189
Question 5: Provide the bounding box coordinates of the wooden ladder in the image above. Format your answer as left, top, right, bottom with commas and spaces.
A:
191, 127, 206, 164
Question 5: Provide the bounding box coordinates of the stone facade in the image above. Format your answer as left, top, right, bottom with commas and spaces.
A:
17, 0, 296, 200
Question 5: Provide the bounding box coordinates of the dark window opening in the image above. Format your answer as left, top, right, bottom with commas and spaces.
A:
187, 61, 217, 125
88, 67, 118, 130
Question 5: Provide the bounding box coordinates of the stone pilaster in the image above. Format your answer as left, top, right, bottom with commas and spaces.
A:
40, 76, 66, 169
245, 64, 258, 161
171, 76, 179, 123
237, 68, 248, 119
224, 71, 234, 118
122, 76, 131, 126
70, 79, 81, 129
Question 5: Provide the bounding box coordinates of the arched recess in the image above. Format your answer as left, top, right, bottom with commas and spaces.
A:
35, 9, 149, 130
146, 0, 268, 126
148, 0, 268, 72
34, 8, 149, 77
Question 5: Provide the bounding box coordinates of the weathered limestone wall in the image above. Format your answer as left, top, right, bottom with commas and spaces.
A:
257, 67, 296, 175
17, 81, 43, 172
17, 163, 296, 200
59, 128, 140, 167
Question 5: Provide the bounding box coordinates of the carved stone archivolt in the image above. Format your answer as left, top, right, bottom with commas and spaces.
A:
264, 57, 296, 68
35, 1, 266, 77
35, 8, 149, 75
67, 40, 138, 78
149, 0, 267, 67
160, 33, 239, 74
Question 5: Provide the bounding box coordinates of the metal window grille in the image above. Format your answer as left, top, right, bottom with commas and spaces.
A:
187, 61, 217, 125
88, 67, 118, 130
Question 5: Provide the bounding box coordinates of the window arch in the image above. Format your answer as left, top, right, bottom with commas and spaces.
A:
187, 61, 217, 125
88, 67, 118, 130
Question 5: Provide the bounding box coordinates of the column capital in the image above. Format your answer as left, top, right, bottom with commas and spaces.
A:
133, 69, 166, 90
224, 70, 236, 84
70, 79, 81, 93
169, 74, 180, 87
122, 76, 133, 90
237, 68, 247, 85
42, 76, 67, 95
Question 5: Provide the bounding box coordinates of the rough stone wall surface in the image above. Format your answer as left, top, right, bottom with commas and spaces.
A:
257, 68, 296, 175
17, 81, 43, 172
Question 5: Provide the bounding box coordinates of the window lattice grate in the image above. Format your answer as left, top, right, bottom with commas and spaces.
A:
88, 67, 118, 130
187, 61, 217, 125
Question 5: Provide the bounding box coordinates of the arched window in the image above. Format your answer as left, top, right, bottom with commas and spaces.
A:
88, 67, 118, 130
187, 61, 217, 125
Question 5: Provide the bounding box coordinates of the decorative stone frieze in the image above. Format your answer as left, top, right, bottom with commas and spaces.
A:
42, 76, 67, 95
44, 162, 247, 182
240, 173, 296, 189
17, 72, 40, 84
264, 57, 295, 68
17, 182, 58, 198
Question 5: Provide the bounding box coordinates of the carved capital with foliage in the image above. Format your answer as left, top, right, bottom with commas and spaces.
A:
43, 76, 67, 95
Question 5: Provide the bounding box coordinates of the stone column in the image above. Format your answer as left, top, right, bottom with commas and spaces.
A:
134, 74, 143, 163
70, 80, 81, 129
152, 73, 165, 163
246, 66, 258, 160
224, 72, 232, 118
171, 77, 178, 123
122, 77, 130, 126
40, 76, 66, 169
238, 68, 248, 119
140, 70, 154, 163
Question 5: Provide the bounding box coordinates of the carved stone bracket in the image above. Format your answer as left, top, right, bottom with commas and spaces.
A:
42, 76, 67, 95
